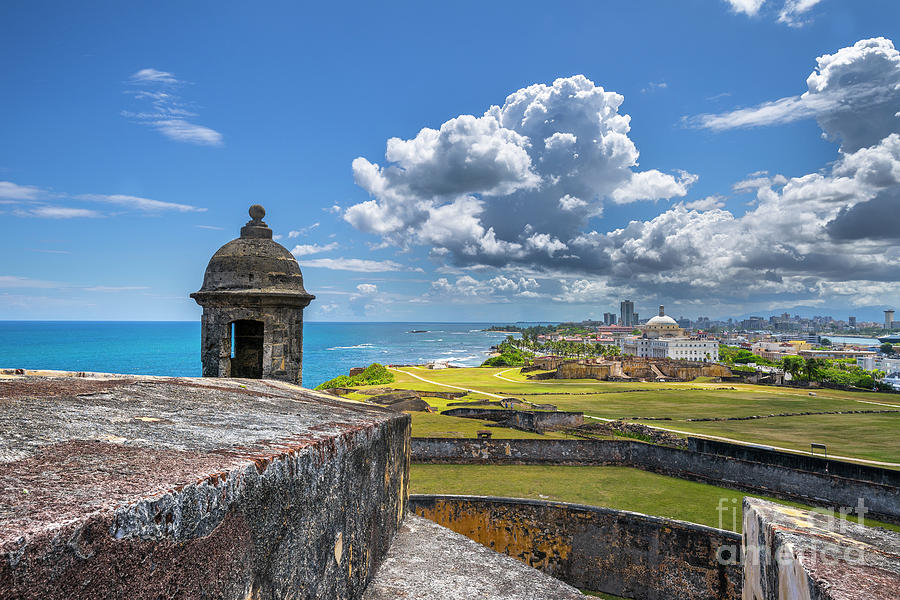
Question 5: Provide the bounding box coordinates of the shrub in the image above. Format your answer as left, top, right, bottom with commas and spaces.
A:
315, 363, 394, 390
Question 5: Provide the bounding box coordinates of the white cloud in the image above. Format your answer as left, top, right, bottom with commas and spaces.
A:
130, 68, 180, 85
0, 275, 59, 289
77, 193, 205, 212
553, 278, 622, 304
290, 242, 339, 256
342, 39, 900, 310
641, 81, 668, 94
288, 223, 320, 238
125, 68, 223, 147
610, 169, 697, 204
558, 194, 588, 212
20, 206, 102, 219
153, 120, 223, 146
0, 181, 44, 201
297, 257, 420, 272
427, 275, 541, 301
688, 38, 900, 151
777, 0, 824, 27
684, 195, 727, 210
356, 283, 378, 294
346, 75, 694, 268
723, 0, 766, 16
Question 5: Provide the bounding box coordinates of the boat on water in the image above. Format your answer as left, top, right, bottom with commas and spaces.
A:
879, 333, 900, 344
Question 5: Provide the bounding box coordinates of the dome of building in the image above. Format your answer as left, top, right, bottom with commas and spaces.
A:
646, 314, 678, 326
195, 205, 313, 297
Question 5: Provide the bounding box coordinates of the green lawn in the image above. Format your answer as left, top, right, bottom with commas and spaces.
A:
635, 413, 900, 464
410, 464, 900, 533
381, 366, 900, 464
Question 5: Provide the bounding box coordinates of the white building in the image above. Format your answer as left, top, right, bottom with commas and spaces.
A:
856, 355, 900, 373
618, 306, 720, 362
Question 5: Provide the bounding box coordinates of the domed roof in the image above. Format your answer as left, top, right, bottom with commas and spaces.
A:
646, 314, 678, 326
192, 205, 314, 300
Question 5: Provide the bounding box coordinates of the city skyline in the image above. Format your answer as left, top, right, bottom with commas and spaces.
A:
1, 1, 899, 322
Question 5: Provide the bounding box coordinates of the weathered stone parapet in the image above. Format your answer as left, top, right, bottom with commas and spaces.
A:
0, 374, 409, 599
410, 494, 742, 600
742, 498, 900, 599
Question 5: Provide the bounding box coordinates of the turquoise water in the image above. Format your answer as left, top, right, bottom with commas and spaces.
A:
0, 321, 516, 388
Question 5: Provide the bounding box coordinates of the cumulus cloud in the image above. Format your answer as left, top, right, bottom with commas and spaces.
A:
290, 242, 339, 256
351, 39, 900, 310
347, 75, 694, 268
689, 38, 900, 152
427, 275, 541, 302
683, 195, 727, 210
610, 169, 698, 204
124, 68, 223, 146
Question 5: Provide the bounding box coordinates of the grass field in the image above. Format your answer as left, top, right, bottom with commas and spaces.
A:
409, 464, 900, 533
367, 366, 900, 465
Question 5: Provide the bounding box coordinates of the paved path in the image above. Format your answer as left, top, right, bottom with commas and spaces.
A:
398, 367, 900, 468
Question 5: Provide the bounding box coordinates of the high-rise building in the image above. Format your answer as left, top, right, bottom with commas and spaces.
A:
603, 312, 617, 326
887, 310, 896, 331
620, 300, 635, 328
849, 316, 857, 328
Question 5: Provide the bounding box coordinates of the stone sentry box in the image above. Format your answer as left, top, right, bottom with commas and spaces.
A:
191, 205, 314, 385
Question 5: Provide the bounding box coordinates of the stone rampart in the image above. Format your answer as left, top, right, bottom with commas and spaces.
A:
688, 437, 900, 486
439, 408, 584, 432
411, 438, 900, 522
556, 359, 731, 381
410, 495, 742, 600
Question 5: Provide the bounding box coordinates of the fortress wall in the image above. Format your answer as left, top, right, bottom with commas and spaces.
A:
505, 410, 584, 431
687, 437, 900, 486
410, 495, 742, 600
439, 408, 584, 432
556, 362, 611, 380
411, 438, 900, 522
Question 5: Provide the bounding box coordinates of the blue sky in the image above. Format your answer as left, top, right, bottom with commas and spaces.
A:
1, 0, 899, 322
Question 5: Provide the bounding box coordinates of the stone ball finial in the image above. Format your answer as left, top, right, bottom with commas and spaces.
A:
249, 204, 266, 221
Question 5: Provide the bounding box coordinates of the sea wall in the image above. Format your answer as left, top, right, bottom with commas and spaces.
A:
410, 495, 742, 600
410, 438, 900, 522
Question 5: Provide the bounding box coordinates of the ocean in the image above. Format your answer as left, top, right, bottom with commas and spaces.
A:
0, 321, 518, 388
